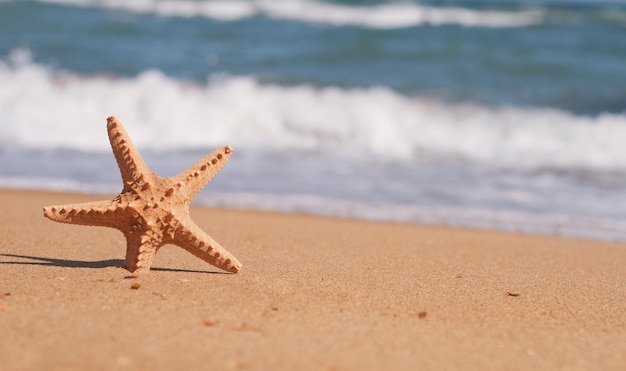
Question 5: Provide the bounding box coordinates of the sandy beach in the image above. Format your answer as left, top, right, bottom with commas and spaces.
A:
1, 188, 625, 370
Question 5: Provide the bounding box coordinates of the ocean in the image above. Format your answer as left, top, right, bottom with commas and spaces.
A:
1, 0, 626, 240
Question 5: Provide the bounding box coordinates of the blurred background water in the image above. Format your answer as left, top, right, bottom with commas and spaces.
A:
1, 0, 626, 240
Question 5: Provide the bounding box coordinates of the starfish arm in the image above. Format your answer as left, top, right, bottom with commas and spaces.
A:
123, 231, 162, 274
171, 145, 233, 200
173, 220, 241, 273
43, 199, 130, 229
107, 116, 151, 188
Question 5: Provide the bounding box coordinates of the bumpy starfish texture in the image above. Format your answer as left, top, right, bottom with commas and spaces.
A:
43, 116, 242, 274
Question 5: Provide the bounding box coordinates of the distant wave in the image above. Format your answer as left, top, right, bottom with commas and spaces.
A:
33, 0, 544, 28
2, 49, 626, 172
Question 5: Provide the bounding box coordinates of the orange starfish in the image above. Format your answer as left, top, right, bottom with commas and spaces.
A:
43, 116, 242, 274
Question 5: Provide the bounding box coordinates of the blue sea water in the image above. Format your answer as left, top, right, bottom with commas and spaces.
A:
1, 0, 626, 240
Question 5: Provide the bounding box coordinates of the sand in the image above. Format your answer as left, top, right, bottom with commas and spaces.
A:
1, 189, 625, 370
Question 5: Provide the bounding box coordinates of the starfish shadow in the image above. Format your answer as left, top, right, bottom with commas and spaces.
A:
0, 254, 229, 274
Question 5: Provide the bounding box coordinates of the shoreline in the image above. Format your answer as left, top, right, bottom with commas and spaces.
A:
2, 183, 625, 243
1, 188, 625, 370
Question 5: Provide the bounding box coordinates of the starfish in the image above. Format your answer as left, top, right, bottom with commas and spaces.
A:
43, 116, 242, 274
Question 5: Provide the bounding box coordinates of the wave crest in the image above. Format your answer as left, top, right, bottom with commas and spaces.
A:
2, 50, 625, 172
35, 0, 544, 28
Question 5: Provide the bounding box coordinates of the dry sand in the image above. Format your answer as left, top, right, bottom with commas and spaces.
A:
1, 189, 625, 370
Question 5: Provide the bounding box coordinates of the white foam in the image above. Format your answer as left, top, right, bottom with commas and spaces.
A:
198, 192, 626, 241
2, 50, 626, 172
0, 176, 119, 195
258, 1, 543, 28
34, 0, 544, 28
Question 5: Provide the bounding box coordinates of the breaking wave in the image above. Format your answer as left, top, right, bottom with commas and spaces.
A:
33, 0, 544, 28
2, 49, 626, 172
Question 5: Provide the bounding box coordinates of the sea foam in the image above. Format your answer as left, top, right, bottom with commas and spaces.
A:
34, 0, 544, 28
196, 192, 626, 242
2, 50, 626, 172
